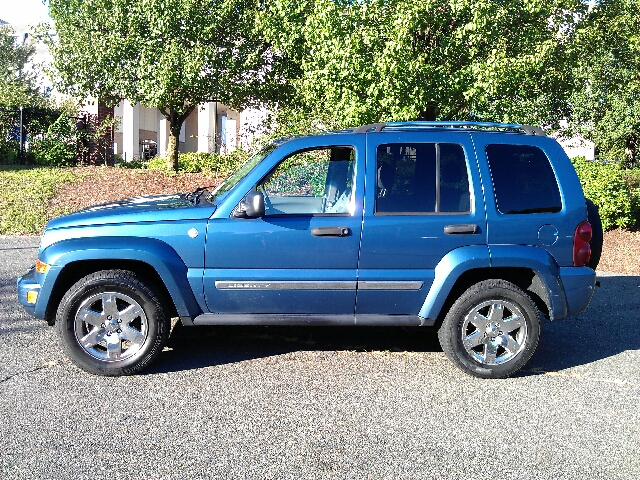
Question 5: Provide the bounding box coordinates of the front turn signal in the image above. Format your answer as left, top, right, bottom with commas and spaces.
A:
26, 291, 38, 304
35, 259, 50, 274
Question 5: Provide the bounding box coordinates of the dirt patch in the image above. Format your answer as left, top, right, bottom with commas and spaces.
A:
600, 227, 640, 275
49, 167, 640, 275
49, 167, 220, 213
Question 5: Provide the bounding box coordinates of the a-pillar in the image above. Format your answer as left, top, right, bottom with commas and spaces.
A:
198, 102, 216, 153
122, 100, 140, 161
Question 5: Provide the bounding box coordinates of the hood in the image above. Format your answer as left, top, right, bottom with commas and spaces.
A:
45, 194, 215, 230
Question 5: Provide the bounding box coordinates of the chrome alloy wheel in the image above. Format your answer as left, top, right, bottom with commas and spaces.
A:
73, 291, 149, 362
461, 299, 528, 365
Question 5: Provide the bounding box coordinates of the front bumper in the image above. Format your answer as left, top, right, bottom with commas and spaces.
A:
17, 267, 41, 317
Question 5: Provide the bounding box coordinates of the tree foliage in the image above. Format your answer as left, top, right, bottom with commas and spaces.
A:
263, 0, 587, 130
0, 26, 43, 108
572, 157, 639, 230
0, 26, 65, 164
567, 0, 640, 166
48, 0, 284, 170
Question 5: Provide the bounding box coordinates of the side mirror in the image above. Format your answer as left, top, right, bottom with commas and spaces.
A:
233, 188, 265, 218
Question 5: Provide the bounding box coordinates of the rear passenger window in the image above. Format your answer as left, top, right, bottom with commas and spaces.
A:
486, 144, 562, 214
376, 143, 470, 214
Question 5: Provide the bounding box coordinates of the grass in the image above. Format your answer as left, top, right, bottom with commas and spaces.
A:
0, 166, 82, 235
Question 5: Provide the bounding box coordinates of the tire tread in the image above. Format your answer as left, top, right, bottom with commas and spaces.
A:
438, 279, 541, 379
56, 269, 169, 376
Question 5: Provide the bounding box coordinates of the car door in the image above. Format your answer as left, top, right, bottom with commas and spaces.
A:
356, 131, 487, 320
202, 135, 365, 320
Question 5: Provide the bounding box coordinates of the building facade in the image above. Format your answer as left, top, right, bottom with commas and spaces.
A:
80, 99, 269, 162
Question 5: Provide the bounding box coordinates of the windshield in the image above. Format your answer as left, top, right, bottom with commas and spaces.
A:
208, 143, 277, 202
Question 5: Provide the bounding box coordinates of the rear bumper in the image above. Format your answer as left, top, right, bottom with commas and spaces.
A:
17, 268, 41, 318
558, 266, 596, 317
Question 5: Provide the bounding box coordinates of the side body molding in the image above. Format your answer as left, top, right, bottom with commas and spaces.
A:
419, 245, 491, 321
36, 237, 202, 319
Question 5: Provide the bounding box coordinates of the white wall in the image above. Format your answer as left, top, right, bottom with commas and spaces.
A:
139, 106, 157, 132
557, 136, 596, 161
112, 100, 269, 157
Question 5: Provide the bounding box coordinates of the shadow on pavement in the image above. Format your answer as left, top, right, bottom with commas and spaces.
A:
143, 274, 640, 376
526, 273, 640, 374
148, 324, 443, 374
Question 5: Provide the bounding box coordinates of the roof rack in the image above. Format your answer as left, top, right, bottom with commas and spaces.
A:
351, 121, 546, 136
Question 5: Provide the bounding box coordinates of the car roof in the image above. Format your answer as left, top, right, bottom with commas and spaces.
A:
270, 121, 547, 148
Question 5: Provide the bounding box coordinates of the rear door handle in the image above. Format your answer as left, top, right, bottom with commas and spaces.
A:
444, 224, 479, 235
311, 226, 351, 237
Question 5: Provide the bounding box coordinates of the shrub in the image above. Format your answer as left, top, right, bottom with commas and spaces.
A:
145, 150, 250, 178
571, 157, 639, 230
0, 140, 19, 164
29, 115, 76, 167
115, 156, 146, 169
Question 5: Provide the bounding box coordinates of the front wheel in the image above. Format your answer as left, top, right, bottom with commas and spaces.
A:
438, 280, 541, 378
56, 270, 170, 376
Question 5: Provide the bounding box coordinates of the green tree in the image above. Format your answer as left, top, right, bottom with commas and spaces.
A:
263, 0, 587, 130
0, 25, 60, 164
568, 0, 640, 166
0, 25, 42, 108
47, 0, 283, 170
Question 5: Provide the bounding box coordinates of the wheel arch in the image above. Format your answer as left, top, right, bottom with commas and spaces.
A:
427, 267, 553, 329
44, 259, 178, 325
420, 245, 569, 325
38, 237, 202, 324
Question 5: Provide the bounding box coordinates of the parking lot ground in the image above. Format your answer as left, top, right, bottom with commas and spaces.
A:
1, 236, 639, 479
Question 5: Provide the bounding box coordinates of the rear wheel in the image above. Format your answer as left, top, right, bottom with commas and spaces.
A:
56, 270, 170, 376
438, 280, 540, 378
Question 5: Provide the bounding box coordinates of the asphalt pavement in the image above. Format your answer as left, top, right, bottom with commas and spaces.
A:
1, 235, 639, 479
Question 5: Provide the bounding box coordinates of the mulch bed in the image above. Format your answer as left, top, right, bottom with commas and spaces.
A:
49, 167, 221, 213
600, 227, 640, 275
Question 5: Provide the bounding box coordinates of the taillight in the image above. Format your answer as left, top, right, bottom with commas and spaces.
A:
573, 221, 592, 267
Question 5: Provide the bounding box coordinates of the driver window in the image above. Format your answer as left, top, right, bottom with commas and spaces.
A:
260, 147, 354, 215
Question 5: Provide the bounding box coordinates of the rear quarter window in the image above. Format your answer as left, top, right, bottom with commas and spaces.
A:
486, 144, 562, 214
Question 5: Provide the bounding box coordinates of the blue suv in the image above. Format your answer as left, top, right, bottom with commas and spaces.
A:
17, 122, 598, 378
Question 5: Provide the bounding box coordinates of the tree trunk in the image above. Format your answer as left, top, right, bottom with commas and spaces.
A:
162, 106, 196, 171
166, 122, 182, 171
624, 133, 639, 168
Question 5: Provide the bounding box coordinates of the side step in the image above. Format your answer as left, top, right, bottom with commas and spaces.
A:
188, 314, 434, 327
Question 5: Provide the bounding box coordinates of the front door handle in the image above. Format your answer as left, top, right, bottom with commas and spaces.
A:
444, 224, 479, 235
311, 226, 351, 237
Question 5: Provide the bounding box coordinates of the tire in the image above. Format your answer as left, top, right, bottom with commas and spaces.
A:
586, 198, 603, 271
438, 280, 541, 379
56, 270, 170, 376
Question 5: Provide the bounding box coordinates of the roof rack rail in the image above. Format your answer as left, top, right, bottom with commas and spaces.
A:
351, 121, 546, 136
